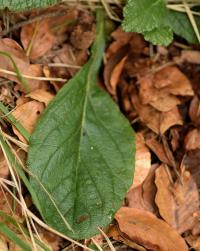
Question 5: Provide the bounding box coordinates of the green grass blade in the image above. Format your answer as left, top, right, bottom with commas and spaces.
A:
0, 51, 30, 93
0, 223, 32, 251
0, 133, 41, 213
0, 102, 30, 142
0, 211, 51, 251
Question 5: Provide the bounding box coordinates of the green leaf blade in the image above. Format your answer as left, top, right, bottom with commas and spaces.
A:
167, 10, 200, 44
122, 0, 167, 33
28, 10, 135, 240
0, 0, 60, 11
144, 26, 173, 45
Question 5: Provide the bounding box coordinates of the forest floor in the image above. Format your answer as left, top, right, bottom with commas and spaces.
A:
0, 2, 200, 251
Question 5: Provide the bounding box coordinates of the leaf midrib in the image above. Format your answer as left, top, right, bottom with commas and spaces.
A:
71, 12, 105, 224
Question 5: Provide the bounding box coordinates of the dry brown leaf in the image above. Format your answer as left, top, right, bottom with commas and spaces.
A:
21, 20, 55, 60
128, 33, 147, 54
43, 66, 60, 92
145, 135, 171, 165
155, 165, 177, 227
185, 235, 200, 251
0, 38, 29, 83
0, 85, 14, 106
70, 26, 95, 51
131, 93, 183, 134
183, 150, 200, 188
138, 66, 193, 113
106, 28, 133, 58
0, 38, 48, 92
126, 185, 155, 216
25, 64, 48, 91
149, 95, 180, 112
129, 133, 151, 189
192, 219, 200, 236
131, 93, 160, 133
157, 46, 168, 56
104, 46, 128, 95
26, 89, 54, 106
170, 128, 180, 152
115, 207, 188, 251
0, 38, 29, 70
126, 165, 157, 214
69, 11, 95, 50
38, 229, 62, 251
189, 96, 200, 126
0, 149, 10, 179
16, 95, 31, 106
179, 50, 200, 64
139, 75, 180, 111
109, 56, 127, 95
155, 165, 199, 234
14, 64, 49, 92
154, 66, 194, 96
106, 28, 146, 60
108, 225, 146, 251
47, 44, 88, 83
0, 190, 22, 217
12, 100, 44, 142
138, 75, 160, 105
53, 44, 76, 66
159, 106, 183, 134
21, 9, 78, 60
184, 129, 200, 150
0, 144, 26, 179
0, 239, 8, 251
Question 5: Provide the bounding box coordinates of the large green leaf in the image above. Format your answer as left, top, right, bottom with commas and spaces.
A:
167, 10, 200, 44
122, 0, 167, 33
0, 0, 60, 11
28, 10, 135, 240
122, 0, 200, 46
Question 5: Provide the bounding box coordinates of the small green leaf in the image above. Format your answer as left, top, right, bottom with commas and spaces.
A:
122, 0, 167, 33
144, 26, 173, 45
28, 10, 135, 240
0, 0, 60, 11
167, 10, 200, 44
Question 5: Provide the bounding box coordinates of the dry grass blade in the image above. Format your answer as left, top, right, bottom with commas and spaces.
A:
91, 237, 104, 251
98, 228, 116, 251
167, 4, 200, 16
100, 0, 121, 21
0, 68, 66, 82
182, 0, 200, 43
0, 141, 39, 251
1, 132, 28, 152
